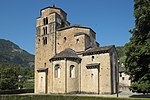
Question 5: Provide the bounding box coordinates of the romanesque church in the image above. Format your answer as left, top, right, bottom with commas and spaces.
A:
35, 5, 118, 94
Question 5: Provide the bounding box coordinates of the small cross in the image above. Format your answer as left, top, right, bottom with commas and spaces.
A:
51, 0, 56, 6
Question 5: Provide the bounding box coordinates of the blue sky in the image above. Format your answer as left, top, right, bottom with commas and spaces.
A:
0, 0, 134, 54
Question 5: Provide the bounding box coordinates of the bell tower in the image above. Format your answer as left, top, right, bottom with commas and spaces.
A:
35, 5, 69, 93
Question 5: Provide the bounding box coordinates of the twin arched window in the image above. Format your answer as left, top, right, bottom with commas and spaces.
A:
43, 17, 48, 25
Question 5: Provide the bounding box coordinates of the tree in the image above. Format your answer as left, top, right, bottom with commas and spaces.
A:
125, 0, 150, 94
0, 64, 20, 90
0, 64, 32, 90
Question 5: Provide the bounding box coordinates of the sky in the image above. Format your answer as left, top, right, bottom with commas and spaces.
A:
0, 0, 134, 54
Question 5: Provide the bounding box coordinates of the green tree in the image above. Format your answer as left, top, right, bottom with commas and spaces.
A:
125, 0, 150, 94
0, 65, 20, 90
0, 64, 33, 90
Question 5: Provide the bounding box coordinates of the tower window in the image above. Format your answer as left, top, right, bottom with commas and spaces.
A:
70, 65, 75, 78
43, 37, 47, 45
45, 17, 48, 24
43, 17, 48, 25
55, 64, 60, 78
43, 27, 47, 35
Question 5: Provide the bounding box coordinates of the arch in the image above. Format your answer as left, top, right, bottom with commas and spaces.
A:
70, 65, 75, 78
54, 64, 60, 78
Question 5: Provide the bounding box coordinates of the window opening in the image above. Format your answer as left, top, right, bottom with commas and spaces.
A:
70, 65, 75, 78
76, 39, 79, 43
120, 73, 122, 77
43, 37, 47, 45
43, 17, 48, 25
43, 27, 47, 35
55, 64, 60, 78
45, 17, 48, 24
92, 56, 94, 61
64, 37, 67, 43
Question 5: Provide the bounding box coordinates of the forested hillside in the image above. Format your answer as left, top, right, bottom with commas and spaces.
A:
0, 39, 34, 90
0, 39, 34, 67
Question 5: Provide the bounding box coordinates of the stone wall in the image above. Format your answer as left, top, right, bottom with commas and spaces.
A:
80, 53, 112, 94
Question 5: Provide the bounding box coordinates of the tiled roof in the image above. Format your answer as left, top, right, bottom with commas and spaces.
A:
37, 67, 48, 72
50, 48, 81, 61
86, 63, 100, 69
83, 45, 115, 55
57, 25, 96, 34
40, 6, 67, 15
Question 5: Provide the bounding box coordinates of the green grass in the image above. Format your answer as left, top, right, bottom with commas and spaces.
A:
0, 94, 150, 100
23, 81, 34, 89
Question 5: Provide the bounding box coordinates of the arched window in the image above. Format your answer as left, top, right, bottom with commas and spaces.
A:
70, 65, 75, 78
54, 64, 60, 78
45, 17, 48, 24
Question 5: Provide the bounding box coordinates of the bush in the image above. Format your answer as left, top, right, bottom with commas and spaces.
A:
130, 82, 150, 94
0, 89, 33, 94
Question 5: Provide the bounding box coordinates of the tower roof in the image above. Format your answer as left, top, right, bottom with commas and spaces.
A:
50, 48, 81, 61
40, 5, 67, 15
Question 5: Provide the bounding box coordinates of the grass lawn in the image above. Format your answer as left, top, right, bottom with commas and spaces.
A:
0, 94, 150, 100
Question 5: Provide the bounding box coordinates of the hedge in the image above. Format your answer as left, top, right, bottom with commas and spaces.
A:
0, 89, 34, 94
0, 94, 150, 100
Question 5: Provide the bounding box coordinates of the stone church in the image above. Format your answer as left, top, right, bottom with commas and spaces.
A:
35, 5, 119, 94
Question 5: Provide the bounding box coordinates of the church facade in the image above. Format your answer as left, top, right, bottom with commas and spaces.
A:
35, 5, 119, 94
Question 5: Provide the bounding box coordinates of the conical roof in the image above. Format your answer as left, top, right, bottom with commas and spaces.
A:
50, 48, 81, 61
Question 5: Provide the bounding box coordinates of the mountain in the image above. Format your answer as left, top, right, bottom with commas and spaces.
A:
0, 39, 34, 67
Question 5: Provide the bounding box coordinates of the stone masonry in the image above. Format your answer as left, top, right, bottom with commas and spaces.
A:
35, 5, 119, 94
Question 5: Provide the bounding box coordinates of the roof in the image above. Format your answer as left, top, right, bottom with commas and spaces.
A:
50, 48, 81, 61
57, 24, 96, 34
37, 67, 48, 72
40, 5, 67, 15
83, 45, 115, 56
86, 63, 100, 69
